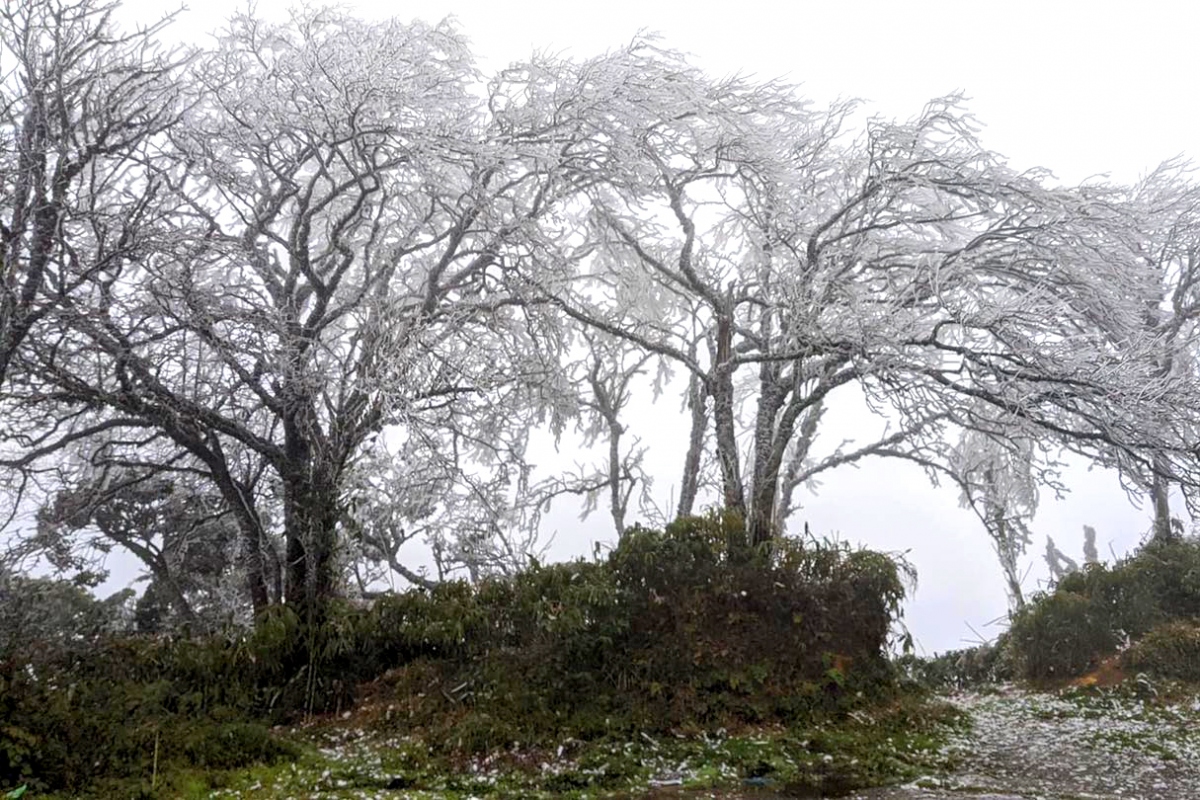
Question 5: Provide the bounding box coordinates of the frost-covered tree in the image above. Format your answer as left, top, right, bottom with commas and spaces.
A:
1, 7, 582, 620
1110, 161, 1200, 540
1044, 535, 1081, 583
520, 41, 1200, 546
4, 7, 1200, 630
998, 161, 1200, 545
0, 568, 133, 655
0, 0, 182, 395
1082, 524, 1100, 565
950, 422, 1042, 609
34, 468, 247, 631
523, 328, 659, 537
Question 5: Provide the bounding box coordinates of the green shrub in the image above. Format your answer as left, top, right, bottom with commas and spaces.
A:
0, 624, 307, 794
0, 510, 914, 788
1008, 590, 1116, 679
1054, 563, 1150, 640
178, 720, 297, 769
1123, 538, 1200, 620
1008, 536, 1200, 680
1121, 620, 1200, 681
368, 512, 911, 747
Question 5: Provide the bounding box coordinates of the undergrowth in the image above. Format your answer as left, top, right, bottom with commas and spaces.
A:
1008, 536, 1200, 681
1, 512, 921, 797
133, 693, 966, 800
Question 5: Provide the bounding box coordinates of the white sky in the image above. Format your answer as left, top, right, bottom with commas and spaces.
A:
110, 0, 1200, 653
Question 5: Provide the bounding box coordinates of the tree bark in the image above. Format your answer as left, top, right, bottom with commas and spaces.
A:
748, 381, 786, 546
282, 466, 342, 624
676, 372, 708, 519
606, 418, 627, 534
204, 466, 278, 615
1151, 454, 1175, 542
712, 314, 745, 518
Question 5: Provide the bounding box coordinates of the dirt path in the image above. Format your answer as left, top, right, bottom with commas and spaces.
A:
656, 685, 1200, 800
851, 685, 1200, 799
639, 788, 1022, 800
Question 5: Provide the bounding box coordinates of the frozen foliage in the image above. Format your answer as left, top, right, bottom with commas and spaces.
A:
3, 3, 1200, 619
951, 423, 1040, 609
526, 49, 1200, 545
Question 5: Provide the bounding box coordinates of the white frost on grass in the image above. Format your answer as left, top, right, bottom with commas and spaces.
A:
937, 684, 1200, 799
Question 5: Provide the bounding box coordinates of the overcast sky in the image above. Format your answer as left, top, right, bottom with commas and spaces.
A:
112, 0, 1200, 653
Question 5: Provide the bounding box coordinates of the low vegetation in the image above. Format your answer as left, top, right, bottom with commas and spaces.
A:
1007, 536, 1200, 681
14, 523, 1200, 797
0, 513, 964, 798
1121, 619, 1200, 682
890, 536, 1200, 691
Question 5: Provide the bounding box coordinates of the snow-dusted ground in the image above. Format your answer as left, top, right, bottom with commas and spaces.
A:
206, 683, 1200, 798
850, 684, 1200, 800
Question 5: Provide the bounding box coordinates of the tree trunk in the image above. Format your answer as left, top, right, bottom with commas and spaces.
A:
606, 418, 627, 534
748, 373, 788, 546
211, 474, 277, 615
991, 511, 1025, 610
711, 316, 745, 517
201, 461, 278, 616
242, 525, 275, 615
123, 543, 200, 629
283, 469, 342, 624
1151, 455, 1175, 542
774, 402, 824, 530
676, 372, 708, 519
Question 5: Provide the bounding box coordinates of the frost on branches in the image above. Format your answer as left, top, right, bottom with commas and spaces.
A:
1, 4, 1199, 624
524, 42, 1200, 546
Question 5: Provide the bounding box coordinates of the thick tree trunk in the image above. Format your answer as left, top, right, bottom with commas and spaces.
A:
712, 316, 745, 517
748, 375, 787, 546
748, 483, 779, 546
283, 470, 341, 624
748, 451, 780, 546
242, 526, 275, 614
